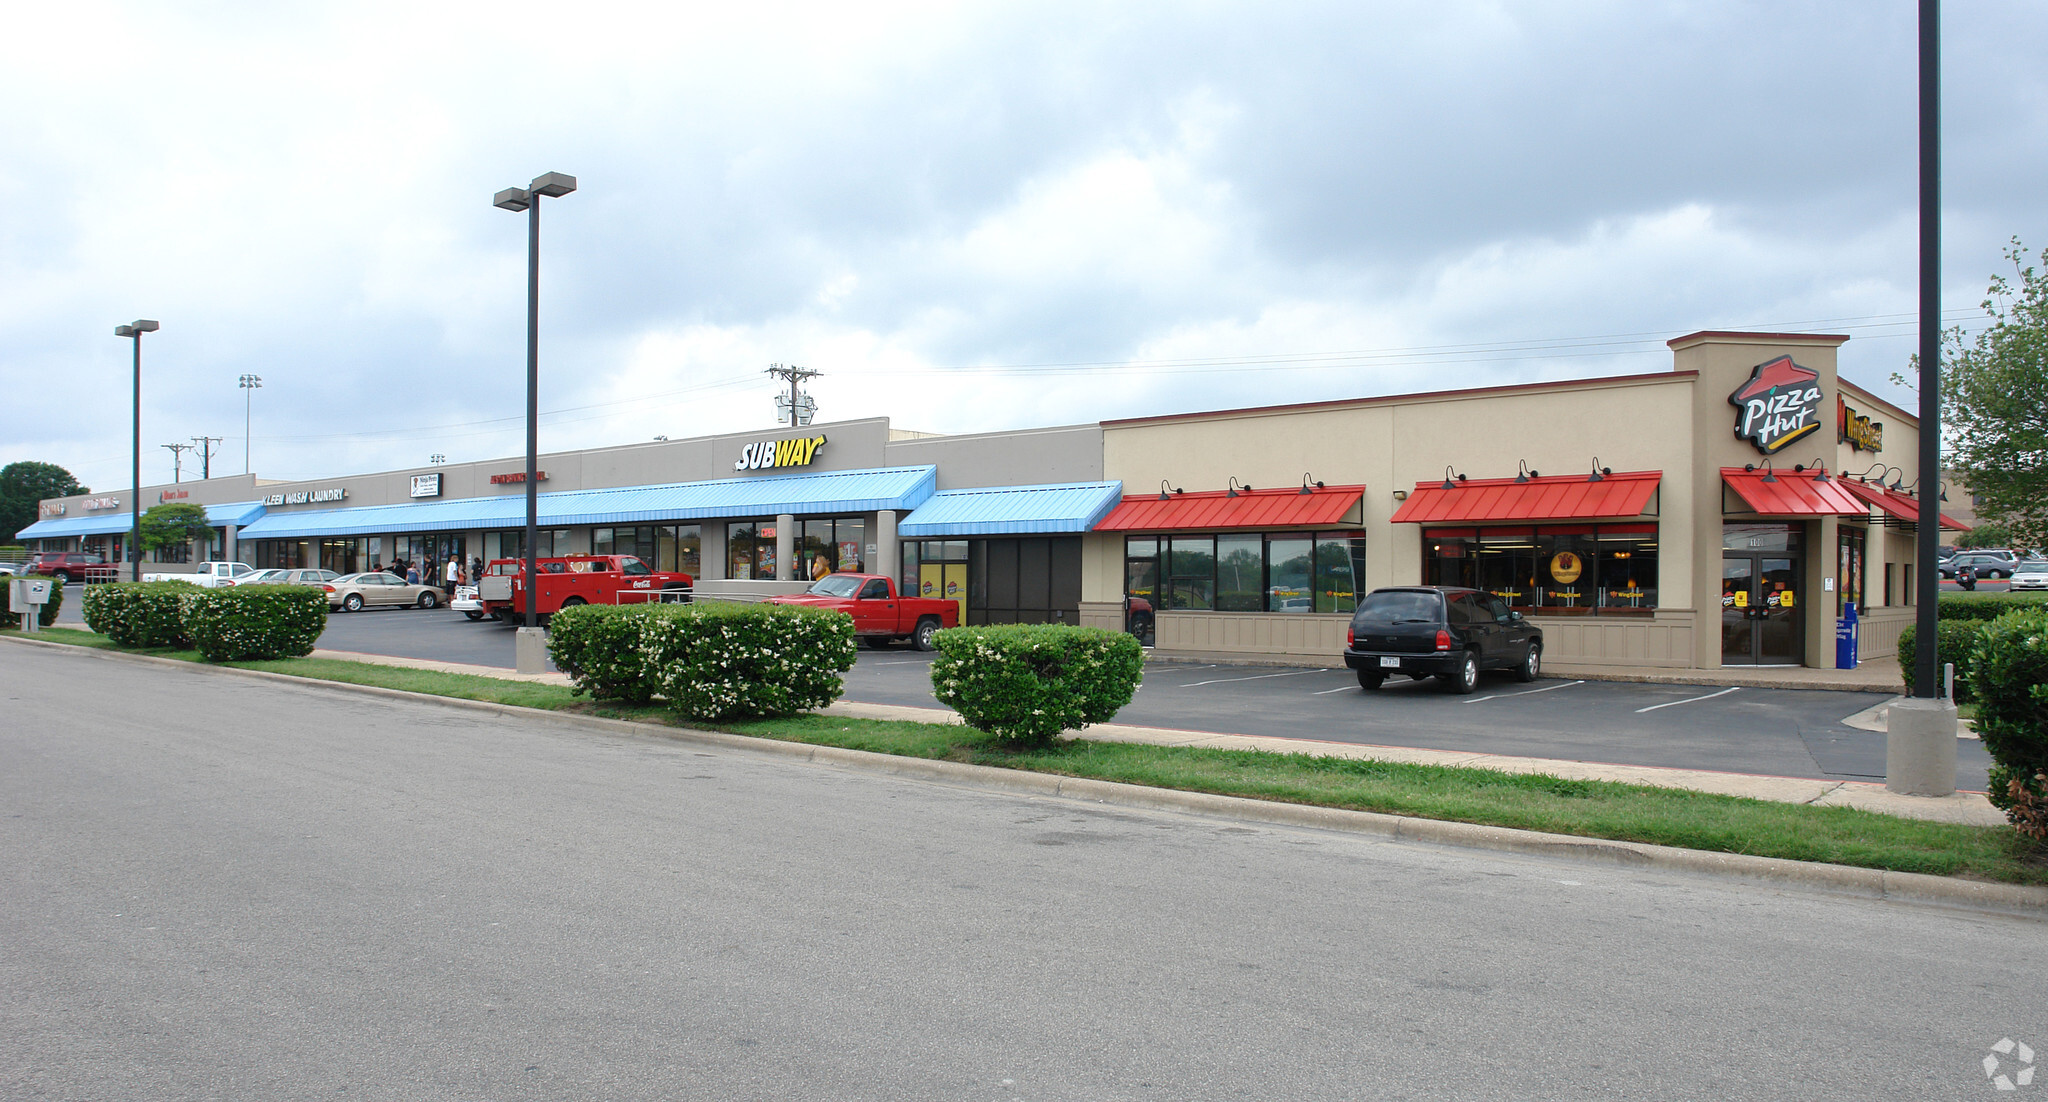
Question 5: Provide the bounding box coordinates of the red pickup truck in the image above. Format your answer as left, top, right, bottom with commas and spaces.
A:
476, 555, 694, 621
763, 573, 959, 650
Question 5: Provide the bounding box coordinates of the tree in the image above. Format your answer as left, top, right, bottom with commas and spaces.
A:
1940, 239, 2048, 548
139, 502, 215, 555
0, 461, 88, 542
1954, 521, 2015, 551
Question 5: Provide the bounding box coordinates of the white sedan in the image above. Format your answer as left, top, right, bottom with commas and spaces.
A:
2011, 560, 2048, 592
451, 584, 491, 621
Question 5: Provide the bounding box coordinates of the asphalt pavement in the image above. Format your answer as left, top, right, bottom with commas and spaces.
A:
3, 643, 2040, 1101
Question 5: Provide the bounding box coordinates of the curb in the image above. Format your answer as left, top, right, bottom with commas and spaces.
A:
7, 634, 2044, 921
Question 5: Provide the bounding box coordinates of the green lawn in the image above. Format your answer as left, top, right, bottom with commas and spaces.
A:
9, 626, 2044, 886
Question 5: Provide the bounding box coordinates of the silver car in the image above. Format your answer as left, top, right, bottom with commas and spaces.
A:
325, 572, 445, 612
242, 568, 340, 586
2011, 560, 2048, 592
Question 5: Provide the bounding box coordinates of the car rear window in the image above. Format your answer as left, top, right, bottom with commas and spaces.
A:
1355, 591, 1441, 623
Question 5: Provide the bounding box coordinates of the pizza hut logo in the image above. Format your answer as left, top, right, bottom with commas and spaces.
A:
1729, 356, 1823, 455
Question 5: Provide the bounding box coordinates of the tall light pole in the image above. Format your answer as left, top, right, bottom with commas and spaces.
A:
239, 374, 262, 474
116, 320, 160, 582
494, 171, 576, 659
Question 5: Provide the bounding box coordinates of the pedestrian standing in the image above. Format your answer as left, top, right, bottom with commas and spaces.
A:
406, 562, 420, 585
443, 557, 459, 596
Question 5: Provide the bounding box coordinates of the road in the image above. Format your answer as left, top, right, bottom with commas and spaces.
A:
2, 644, 2040, 1100
47, 591, 1994, 789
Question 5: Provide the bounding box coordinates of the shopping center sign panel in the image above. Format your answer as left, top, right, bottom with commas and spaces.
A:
734, 434, 826, 472
1729, 356, 1823, 455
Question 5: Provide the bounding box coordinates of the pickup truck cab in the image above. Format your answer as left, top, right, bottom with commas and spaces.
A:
762, 573, 959, 650
476, 555, 693, 621
141, 561, 258, 588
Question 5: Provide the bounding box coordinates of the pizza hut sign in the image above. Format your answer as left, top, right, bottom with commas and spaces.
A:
1729, 356, 1824, 456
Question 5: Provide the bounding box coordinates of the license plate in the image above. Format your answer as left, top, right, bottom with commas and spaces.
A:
1379, 656, 1401, 668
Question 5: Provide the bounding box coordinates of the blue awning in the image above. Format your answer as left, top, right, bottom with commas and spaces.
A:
234, 465, 939, 540
15, 512, 139, 539
207, 500, 266, 528
898, 481, 1123, 537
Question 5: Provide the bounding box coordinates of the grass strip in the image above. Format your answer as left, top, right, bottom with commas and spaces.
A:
10, 627, 2044, 886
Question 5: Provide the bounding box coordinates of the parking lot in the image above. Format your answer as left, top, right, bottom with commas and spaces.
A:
49, 587, 1991, 791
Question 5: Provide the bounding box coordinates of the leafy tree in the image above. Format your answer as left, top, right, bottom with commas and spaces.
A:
0, 461, 88, 542
1954, 521, 2015, 551
1940, 240, 2048, 547
139, 502, 215, 554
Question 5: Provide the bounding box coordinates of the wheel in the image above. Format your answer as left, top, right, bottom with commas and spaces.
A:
488, 612, 502, 621
559, 596, 587, 608
1356, 669, 1385, 690
464, 610, 484, 621
342, 593, 364, 612
417, 591, 439, 609
911, 618, 941, 652
53, 571, 71, 584
1515, 643, 1541, 683
1440, 652, 1479, 694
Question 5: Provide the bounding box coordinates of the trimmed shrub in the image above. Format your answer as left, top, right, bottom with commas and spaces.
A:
0, 575, 64, 629
643, 602, 857, 720
1896, 619, 1989, 703
183, 585, 328, 661
548, 603, 662, 704
929, 624, 1145, 746
82, 581, 199, 648
1939, 593, 2048, 622
1969, 609, 2048, 820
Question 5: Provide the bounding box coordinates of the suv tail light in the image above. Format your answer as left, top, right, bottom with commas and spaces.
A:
1435, 629, 1453, 651
1345, 628, 1355, 649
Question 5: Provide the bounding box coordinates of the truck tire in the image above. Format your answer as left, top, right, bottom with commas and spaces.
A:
560, 596, 587, 608
54, 571, 71, 584
1439, 651, 1479, 694
416, 591, 439, 609
464, 610, 484, 621
912, 617, 941, 652
1356, 669, 1384, 690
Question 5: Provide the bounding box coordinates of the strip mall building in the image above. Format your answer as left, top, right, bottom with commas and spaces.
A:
23, 331, 1961, 670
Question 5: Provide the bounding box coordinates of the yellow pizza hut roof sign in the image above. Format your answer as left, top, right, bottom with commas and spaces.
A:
1728, 356, 1823, 455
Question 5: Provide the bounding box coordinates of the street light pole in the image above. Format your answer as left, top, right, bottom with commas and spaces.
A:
239, 374, 262, 474
494, 172, 576, 665
116, 320, 159, 582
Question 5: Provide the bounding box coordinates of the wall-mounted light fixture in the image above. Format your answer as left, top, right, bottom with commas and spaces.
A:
1743, 460, 1779, 483
1157, 479, 1183, 501
1513, 460, 1540, 484
1297, 472, 1325, 496
1392, 489, 1408, 501
1587, 457, 1611, 482
1440, 465, 1466, 491
1792, 459, 1830, 482
1226, 476, 1254, 498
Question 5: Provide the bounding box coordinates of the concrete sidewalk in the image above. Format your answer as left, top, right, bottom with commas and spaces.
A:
309, 646, 2001, 827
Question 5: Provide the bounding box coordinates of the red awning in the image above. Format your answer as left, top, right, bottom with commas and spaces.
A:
1388, 471, 1660, 525
1838, 479, 1972, 531
1095, 485, 1364, 531
1721, 467, 1868, 516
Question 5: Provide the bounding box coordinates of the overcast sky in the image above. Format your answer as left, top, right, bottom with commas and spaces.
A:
5, 1, 2045, 492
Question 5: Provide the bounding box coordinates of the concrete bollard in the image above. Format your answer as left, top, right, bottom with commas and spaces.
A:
515, 626, 548, 675
1885, 697, 1959, 797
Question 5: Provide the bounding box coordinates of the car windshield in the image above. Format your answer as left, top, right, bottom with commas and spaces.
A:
807, 575, 863, 597
2019, 561, 2048, 572
1355, 590, 1441, 623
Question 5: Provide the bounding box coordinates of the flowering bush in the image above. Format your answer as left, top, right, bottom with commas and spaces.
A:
183, 585, 328, 661
0, 575, 63, 629
548, 603, 663, 704
1969, 609, 2048, 826
640, 602, 856, 720
929, 624, 1144, 746
82, 581, 199, 648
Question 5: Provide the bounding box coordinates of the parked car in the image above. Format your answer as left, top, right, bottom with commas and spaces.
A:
242, 568, 340, 587
1942, 550, 2019, 579
2010, 560, 2048, 592
28, 551, 115, 584
1341, 586, 1543, 694
141, 560, 258, 587
323, 572, 445, 612
0, 561, 21, 576
761, 573, 960, 650
451, 584, 486, 620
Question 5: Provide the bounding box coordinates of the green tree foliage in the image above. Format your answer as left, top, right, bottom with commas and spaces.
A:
0, 461, 87, 542
1941, 240, 2048, 547
1953, 521, 2015, 550
139, 502, 215, 553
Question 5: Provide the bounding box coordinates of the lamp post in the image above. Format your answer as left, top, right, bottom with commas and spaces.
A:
494, 171, 576, 664
116, 320, 159, 582
239, 374, 262, 474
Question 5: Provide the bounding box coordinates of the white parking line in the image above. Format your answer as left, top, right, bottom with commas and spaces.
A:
1181, 670, 1322, 688
1459, 679, 1588, 704
1634, 686, 1740, 713
1149, 664, 1220, 674
1311, 685, 1355, 695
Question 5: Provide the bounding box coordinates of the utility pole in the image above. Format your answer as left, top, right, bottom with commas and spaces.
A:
192, 435, 222, 480
766, 362, 821, 426
161, 441, 194, 483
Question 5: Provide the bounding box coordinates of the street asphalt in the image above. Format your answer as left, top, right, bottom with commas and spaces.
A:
47, 589, 1994, 789
3, 643, 2040, 1101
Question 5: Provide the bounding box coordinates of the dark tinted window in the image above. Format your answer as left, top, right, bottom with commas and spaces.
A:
860, 579, 889, 600
1355, 590, 1440, 623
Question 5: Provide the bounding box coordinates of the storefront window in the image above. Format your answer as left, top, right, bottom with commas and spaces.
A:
1166, 537, 1215, 610
1215, 535, 1263, 612
1117, 532, 1366, 618
1314, 536, 1368, 614
726, 521, 772, 580
488, 529, 571, 561
1838, 527, 1866, 615
797, 517, 865, 579
1266, 538, 1312, 612
1426, 524, 1660, 615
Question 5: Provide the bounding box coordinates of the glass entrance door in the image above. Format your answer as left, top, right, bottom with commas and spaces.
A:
1721, 553, 1804, 665
1123, 538, 1159, 645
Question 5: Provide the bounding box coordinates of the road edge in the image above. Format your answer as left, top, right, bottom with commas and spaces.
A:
8, 634, 2042, 921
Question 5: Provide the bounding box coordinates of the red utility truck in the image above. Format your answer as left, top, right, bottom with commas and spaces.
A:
476, 555, 693, 621
762, 573, 959, 650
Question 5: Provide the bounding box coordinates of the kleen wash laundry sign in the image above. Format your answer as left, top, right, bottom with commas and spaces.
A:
735, 435, 826, 472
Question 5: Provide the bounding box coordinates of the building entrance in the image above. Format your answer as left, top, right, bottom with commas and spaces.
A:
1721, 523, 1804, 666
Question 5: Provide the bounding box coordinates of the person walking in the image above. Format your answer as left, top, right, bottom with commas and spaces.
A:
443, 556, 459, 596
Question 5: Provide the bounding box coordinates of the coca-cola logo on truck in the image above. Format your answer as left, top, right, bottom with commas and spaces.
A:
1729, 356, 1823, 455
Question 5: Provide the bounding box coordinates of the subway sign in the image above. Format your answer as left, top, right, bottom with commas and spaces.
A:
734, 434, 827, 472
1729, 356, 1823, 455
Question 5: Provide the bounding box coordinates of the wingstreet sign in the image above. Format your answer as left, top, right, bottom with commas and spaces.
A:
1729, 356, 1824, 455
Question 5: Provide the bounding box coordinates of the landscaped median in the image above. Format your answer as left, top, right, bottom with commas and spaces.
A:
7, 625, 2047, 891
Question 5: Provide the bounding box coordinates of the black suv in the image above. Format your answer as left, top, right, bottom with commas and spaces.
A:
1343, 586, 1543, 694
